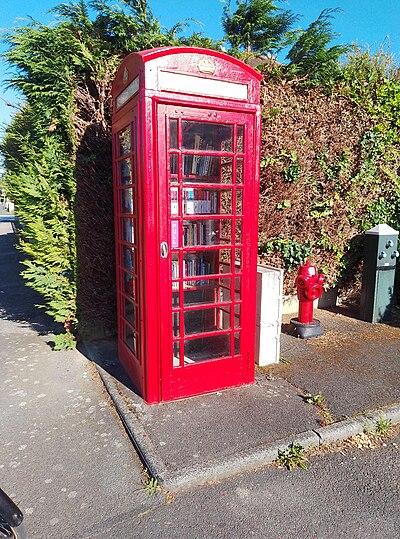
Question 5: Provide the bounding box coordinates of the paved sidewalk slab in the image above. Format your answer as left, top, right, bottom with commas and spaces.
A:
280, 309, 400, 419
85, 306, 400, 491
84, 340, 321, 489
0, 221, 159, 538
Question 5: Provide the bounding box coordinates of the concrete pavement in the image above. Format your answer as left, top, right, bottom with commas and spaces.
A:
280, 309, 400, 418
2, 214, 400, 538
84, 306, 400, 490
88, 432, 400, 538
0, 221, 159, 538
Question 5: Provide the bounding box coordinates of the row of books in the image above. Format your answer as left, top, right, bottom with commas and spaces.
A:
183, 154, 220, 178
183, 221, 216, 246
171, 188, 219, 215
172, 256, 213, 288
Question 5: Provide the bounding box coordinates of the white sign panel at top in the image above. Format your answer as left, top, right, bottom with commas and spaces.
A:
159, 71, 248, 100
116, 76, 140, 109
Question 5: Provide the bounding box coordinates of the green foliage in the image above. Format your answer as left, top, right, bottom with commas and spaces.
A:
316, 150, 351, 191
3, 140, 77, 323
142, 469, 161, 495
52, 331, 77, 351
1, 20, 79, 327
276, 199, 291, 210
277, 442, 308, 471
259, 238, 312, 270
309, 199, 334, 219
375, 417, 392, 437
341, 47, 396, 110
303, 393, 334, 426
375, 79, 400, 138
282, 150, 300, 182
3, 1, 400, 332
286, 9, 350, 87
222, 0, 298, 55
304, 393, 325, 406
1, 0, 211, 337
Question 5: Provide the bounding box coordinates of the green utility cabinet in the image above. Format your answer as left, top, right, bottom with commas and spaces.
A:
360, 224, 399, 323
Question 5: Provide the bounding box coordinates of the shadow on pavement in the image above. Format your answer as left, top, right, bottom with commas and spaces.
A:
78, 338, 138, 393
0, 223, 60, 336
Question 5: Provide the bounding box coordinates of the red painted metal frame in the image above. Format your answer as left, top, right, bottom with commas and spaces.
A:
111, 47, 261, 403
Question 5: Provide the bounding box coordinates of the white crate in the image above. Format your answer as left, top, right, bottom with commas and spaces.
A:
255, 265, 284, 366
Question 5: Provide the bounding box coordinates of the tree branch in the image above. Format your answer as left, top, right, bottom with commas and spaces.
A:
0, 95, 22, 111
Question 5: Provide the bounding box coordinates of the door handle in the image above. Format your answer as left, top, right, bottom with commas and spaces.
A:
160, 241, 169, 258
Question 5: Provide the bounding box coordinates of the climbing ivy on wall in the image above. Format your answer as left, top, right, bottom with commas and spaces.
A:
258, 48, 400, 296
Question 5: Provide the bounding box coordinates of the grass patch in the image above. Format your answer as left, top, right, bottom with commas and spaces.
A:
142, 469, 161, 496
375, 417, 392, 437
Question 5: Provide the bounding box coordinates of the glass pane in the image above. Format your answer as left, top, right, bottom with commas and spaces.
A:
237, 126, 244, 153
183, 219, 231, 246
236, 158, 243, 184
120, 159, 133, 185
173, 341, 180, 368
169, 119, 178, 149
236, 219, 242, 243
124, 298, 136, 327
124, 323, 136, 354
234, 332, 240, 355
182, 277, 231, 306
170, 154, 178, 175
184, 306, 231, 335
172, 312, 180, 337
235, 249, 242, 272
121, 188, 134, 214
219, 249, 232, 274
123, 272, 136, 298
183, 253, 210, 278
182, 188, 232, 215
182, 250, 231, 277
236, 189, 243, 215
119, 126, 131, 156
221, 158, 233, 183
220, 306, 231, 330
234, 305, 241, 328
182, 121, 232, 152
183, 156, 232, 184
234, 276, 241, 300
172, 289, 179, 308
122, 218, 135, 243
184, 334, 231, 363
172, 253, 179, 280
170, 187, 179, 215
122, 245, 135, 273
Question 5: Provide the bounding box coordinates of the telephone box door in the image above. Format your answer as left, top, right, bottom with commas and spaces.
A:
157, 105, 258, 401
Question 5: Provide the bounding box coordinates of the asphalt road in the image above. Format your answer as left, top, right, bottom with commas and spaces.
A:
0, 221, 157, 538
88, 435, 400, 539
2, 218, 399, 539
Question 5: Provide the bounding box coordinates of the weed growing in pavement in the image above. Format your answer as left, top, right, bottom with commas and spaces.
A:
277, 442, 309, 471
304, 393, 325, 406
303, 392, 334, 426
142, 469, 161, 495
375, 417, 392, 437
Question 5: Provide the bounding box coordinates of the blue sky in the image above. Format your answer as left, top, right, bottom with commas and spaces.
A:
1, 0, 399, 130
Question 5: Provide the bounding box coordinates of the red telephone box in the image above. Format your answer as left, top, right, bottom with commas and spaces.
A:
111, 47, 261, 403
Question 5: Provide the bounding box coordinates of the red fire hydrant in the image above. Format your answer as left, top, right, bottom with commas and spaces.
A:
290, 261, 325, 339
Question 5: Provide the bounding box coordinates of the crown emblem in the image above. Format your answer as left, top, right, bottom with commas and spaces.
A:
197, 58, 216, 74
